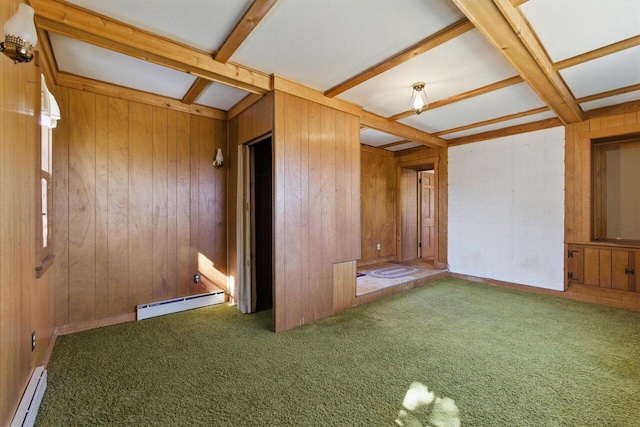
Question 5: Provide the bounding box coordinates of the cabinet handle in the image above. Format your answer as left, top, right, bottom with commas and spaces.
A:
625, 268, 635, 275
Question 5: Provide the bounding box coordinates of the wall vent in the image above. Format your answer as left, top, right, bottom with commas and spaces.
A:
137, 291, 225, 320
11, 366, 46, 427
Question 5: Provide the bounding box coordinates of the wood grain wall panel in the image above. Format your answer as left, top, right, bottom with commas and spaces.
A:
152, 107, 169, 301
359, 146, 396, 264
54, 86, 70, 325
128, 102, 154, 307
95, 95, 109, 319
54, 90, 227, 325
176, 112, 192, 297
307, 101, 324, 321
68, 89, 97, 323
272, 91, 360, 332
1, 14, 56, 422
166, 110, 177, 299
333, 260, 356, 313
107, 98, 129, 315
237, 92, 274, 145
227, 118, 239, 302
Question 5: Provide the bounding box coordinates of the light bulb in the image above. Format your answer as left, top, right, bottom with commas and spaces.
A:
412, 95, 424, 111
216, 148, 223, 163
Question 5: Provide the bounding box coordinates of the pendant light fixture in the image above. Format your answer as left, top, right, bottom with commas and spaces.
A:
1, 3, 38, 64
409, 82, 429, 115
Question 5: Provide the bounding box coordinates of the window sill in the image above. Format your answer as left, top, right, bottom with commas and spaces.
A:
35, 254, 55, 279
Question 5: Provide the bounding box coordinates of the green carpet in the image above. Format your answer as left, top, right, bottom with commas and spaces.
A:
37, 278, 640, 426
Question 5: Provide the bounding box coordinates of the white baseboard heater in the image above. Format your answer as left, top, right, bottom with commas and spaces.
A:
137, 290, 225, 320
11, 366, 47, 427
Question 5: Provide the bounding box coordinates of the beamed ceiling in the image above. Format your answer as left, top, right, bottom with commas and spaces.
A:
30, 0, 640, 151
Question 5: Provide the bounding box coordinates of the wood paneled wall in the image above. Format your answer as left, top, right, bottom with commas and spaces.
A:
53, 87, 227, 326
273, 90, 360, 331
360, 146, 396, 264
227, 93, 274, 304
565, 111, 640, 244
0, 5, 56, 422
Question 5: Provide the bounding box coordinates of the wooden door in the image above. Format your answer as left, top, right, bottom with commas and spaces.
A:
419, 171, 435, 258
399, 168, 418, 261
611, 250, 630, 291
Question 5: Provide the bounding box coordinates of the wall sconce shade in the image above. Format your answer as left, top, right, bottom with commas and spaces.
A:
1, 3, 38, 63
213, 148, 224, 168
409, 82, 429, 115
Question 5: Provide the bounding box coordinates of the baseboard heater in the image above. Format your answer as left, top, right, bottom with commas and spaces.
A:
11, 366, 47, 427
137, 290, 225, 320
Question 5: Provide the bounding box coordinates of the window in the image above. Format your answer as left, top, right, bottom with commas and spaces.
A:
592, 133, 640, 244
36, 74, 59, 277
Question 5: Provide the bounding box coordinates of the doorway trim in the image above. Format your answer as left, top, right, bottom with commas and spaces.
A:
395, 156, 440, 264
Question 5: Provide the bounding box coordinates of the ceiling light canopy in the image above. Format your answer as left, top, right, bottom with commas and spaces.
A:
410, 82, 429, 115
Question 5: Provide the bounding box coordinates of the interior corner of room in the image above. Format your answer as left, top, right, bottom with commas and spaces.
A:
1, 0, 639, 425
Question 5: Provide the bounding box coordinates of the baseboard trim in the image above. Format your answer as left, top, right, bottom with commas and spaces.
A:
449, 272, 640, 311
56, 313, 136, 336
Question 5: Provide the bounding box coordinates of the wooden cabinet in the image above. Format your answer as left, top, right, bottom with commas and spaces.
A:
567, 244, 638, 292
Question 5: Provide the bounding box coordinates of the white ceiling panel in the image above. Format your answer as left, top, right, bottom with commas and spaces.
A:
339, 29, 517, 118
195, 83, 249, 111
399, 83, 546, 134
67, 0, 253, 53
50, 33, 196, 100
386, 142, 422, 152
560, 46, 640, 98
231, 0, 464, 91
441, 111, 557, 140
520, 0, 640, 62
360, 128, 403, 147
580, 90, 640, 112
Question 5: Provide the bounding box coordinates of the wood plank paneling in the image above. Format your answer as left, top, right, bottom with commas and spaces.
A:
53, 89, 227, 325
68, 89, 97, 323
565, 111, 640, 298
333, 260, 356, 313
107, 97, 129, 315
273, 91, 360, 332
360, 146, 396, 264
129, 102, 154, 307
1, 22, 56, 424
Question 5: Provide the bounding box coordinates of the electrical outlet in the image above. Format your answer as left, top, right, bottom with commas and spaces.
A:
194, 273, 201, 284
31, 331, 36, 352
377, 243, 381, 251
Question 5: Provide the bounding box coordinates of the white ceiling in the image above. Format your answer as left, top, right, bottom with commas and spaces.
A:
42, 0, 640, 153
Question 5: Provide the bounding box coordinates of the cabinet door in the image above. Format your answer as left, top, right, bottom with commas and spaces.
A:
631, 252, 639, 293
584, 248, 600, 286
611, 250, 630, 291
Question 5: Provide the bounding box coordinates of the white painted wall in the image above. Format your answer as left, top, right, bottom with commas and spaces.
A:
448, 127, 565, 290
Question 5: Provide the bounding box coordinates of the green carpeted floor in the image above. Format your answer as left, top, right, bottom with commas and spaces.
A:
37, 278, 640, 426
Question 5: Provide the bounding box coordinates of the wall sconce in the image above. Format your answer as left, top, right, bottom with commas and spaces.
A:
409, 82, 429, 115
213, 148, 224, 168
1, 3, 38, 64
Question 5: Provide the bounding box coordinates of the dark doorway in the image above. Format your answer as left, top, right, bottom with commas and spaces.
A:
251, 137, 273, 312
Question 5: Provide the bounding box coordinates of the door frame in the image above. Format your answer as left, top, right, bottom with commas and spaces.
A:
395, 156, 439, 264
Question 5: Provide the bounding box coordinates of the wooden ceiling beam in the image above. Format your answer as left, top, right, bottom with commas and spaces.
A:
553, 35, 640, 71
31, 0, 271, 95
378, 140, 411, 149
57, 72, 228, 120
214, 0, 278, 63
510, 0, 529, 7
447, 117, 562, 146
434, 106, 549, 136
360, 110, 447, 149
228, 93, 263, 120
387, 75, 524, 121
324, 18, 474, 98
452, 0, 583, 124
584, 99, 640, 120
576, 83, 640, 105
181, 77, 211, 104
